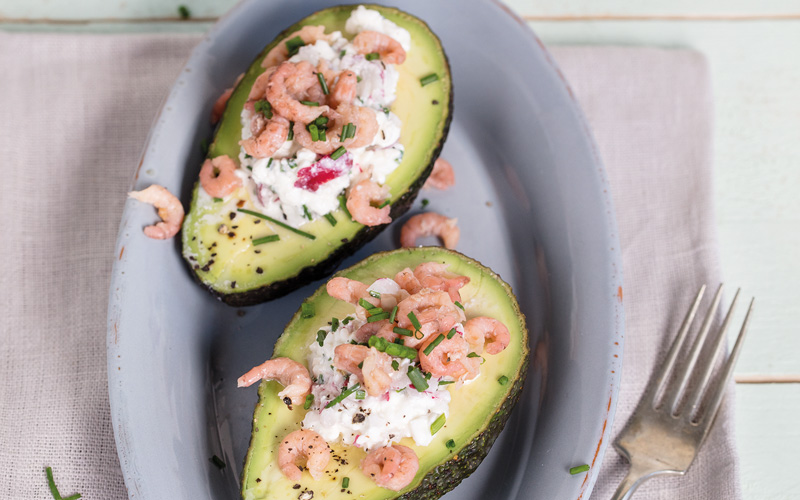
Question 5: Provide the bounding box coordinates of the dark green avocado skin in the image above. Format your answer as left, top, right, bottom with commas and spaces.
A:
183, 8, 453, 308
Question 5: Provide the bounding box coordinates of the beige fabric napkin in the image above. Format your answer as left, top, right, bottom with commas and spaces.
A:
0, 34, 740, 499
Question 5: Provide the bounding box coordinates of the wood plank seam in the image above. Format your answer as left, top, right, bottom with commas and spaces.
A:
735, 374, 800, 384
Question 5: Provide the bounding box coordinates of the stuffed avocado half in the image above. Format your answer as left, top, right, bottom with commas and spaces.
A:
240, 247, 529, 499
182, 5, 452, 306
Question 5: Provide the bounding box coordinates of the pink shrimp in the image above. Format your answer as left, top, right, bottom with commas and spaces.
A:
262, 25, 330, 68
354, 319, 397, 344
361, 348, 394, 396
292, 104, 378, 155
396, 289, 465, 348
199, 155, 242, 198
210, 73, 244, 124
463, 317, 510, 355
394, 268, 422, 295
419, 334, 480, 380
278, 429, 331, 481
346, 179, 391, 227
327, 70, 357, 108
267, 61, 329, 124
400, 212, 459, 249
236, 357, 312, 406
239, 115, 290, 159
423, 158, 455, 190
128, 185, 184, 240
352, 31, 406, 65
413, 262, 470, 303
326, 277, 379, 307
361, 444, 419, 491
334, 344, 370, 381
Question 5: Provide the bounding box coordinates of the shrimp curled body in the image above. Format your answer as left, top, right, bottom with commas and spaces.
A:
400, 212, 459, 249
333, 345, 394, 396
346, 180, 392, 227
278, 429, 331, 481
326, 277, 379, 307
423, 158, 455, 190
236, 357, 312, 406
240, 115, 290, 159
419, 334, 480, 380
464, 317, 510, 355
413, 262, 470, 303
361, 444, 419, 491
199, 155, 242, 198
267, 61, 329, 124
352, 31, 407, 65
128, 185, 185, 240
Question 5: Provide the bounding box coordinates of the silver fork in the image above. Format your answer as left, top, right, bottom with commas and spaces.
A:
611, 284, 754, 500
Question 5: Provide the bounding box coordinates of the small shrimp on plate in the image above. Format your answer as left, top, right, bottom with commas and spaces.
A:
346, 179, 392, 227
128, 184, 184, 240
199, 155, 242, 198
278, 429, 331, 481
423, 158, 455, 190
400, 212, 459, 249
237, 357, 312, 406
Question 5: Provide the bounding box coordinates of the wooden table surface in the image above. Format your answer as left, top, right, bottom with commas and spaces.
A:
3, 1, 797, 497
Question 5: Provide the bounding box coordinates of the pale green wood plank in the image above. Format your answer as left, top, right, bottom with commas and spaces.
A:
735, 384, 800, 500
0, 0, 236, 21
0, 21, 210, 33
529, 20, 800, 377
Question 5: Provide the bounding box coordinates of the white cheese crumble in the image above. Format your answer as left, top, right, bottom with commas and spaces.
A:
345, 5, 412, 52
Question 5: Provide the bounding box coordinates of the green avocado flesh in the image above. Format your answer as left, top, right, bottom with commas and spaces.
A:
241, 247, 530, 500
181, 5, 452, 306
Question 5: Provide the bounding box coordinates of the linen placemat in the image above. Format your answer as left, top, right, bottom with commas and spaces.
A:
0, 33, 740, 499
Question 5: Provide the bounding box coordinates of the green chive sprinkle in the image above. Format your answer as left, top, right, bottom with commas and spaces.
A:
342, 477, 350, 488
210, 455, 226, 469
64, 495, 81, 500
254, 99, 272, 119
378, 199, 391, 208
200, 138, 209, 155
420, 73, 439, 86
446, 328, 457, 339
570, 464, 590, 475
304, 393, 314, 410
342, 316, 353, 325
325, 384, 360, 408
300, 100, 320, 107
314, 115, 329, 127
357, 76, 362, 82
287, 121, 294, 141
414, 330, 424, 340
425, 371, 432, 380
389, 306, 398, 323
365, 52, 380, 61
454, 301, 464, 310
368, 312, 390, 322
355, 390, 366, 400
407, 366, 429, 391
358, 298, 374, 310
407, 312, 422, 331
331, 317, 339, 332
423, 334, 445, 356
308, 123, 320, 141
391, 360, 399, 371
285, 36, 305, 57
302, 205, 312, 221
213, 197, 223, 203
252, 234, 280, 245
446, 439, 456, 449
430, 414, 446, 435
393, 327, 413, 337
46, 467, 60, 500
178, 5, 190, 19
421, 198, 429, 208
438, 380, 455, 385
498, 375, 509, 385
367, 306, 384, 315
301, 302, 315, 319
331, 146, 347, 160
369, 290, 381, 298
340, 50, 346, 58
385, 342, 417, 360
394, 337, 405, 345
368, 336, 387, 349
339, 195, 353, 220
319, 128, 327, 141
317, 72, 330, 95
466, 352, 480, 358
324, 213, 337, 226
237, 208, 316, 239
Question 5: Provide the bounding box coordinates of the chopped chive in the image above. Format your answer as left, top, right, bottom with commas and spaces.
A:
425, 371, 432, 380
378, 199, 391, 208
369, 290, 381, 299
420, 73, 439, 86
365, 52, 380, 61
316, 330, 326, 346
267, 158, 273, 169
466, 352, 480, 358
446, 328, 457, 339
238, 208, 316, 239
178, 5, 191, 19
213, 197, 223, 203
314, 115, 329, 127
382, 107, 390, 114
454, 301, 464, 310
342, 477, 350, 488
438, 380, 455, 385
357, 76, 362, 82
570, 464, 590, 475
308, 123, 320, 141
318, 374, 324, 384
414, 330, 424, 340
368, 336, 388, 350
394, 337, 405, 345
331, 317, 339, 332
342, 316, 353, 325
355, 390, 366, 400
393, 327, 413, 337
330, 146, 347, 160
252, 234, 280, 245
407, 366, 429, 391
246, 165, 253, 171
407, 312, 422, 331
389, 306, 398, 323
304, 393, 314, 410
317, 72, 330, 95
357, 362, 363, 369
391, 360, 399, 370
421, 198, 429, 208
385, 342, 417, 360
325, 384, 360, 408
358, 298, 374, 310
446, 439, 456, 449
302, 205, 312, 221
285, 36, 305, 57
300, 100, 320, 107
254, 99, 272, 119
200, 138, 209, 155
498, 375, 509, 385
46, 467, 60, 500
339, 195, 353, 220
367, 306, 384, 315
287, 121, 294, 141
368, 312, 390, 322
210, 455, 226, 469
318, 128, 327, 142
423, 334, 445, 356
430, 413, 446, 435
323, 213, 337, 226
340, 49, 346, 58
301, 302, 315, 319
63, 495, 81, 500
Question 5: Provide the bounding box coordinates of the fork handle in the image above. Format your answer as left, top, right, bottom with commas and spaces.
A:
610, 460, 666, 500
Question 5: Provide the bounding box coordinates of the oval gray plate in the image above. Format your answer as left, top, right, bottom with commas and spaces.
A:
107, 1, 624, 498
